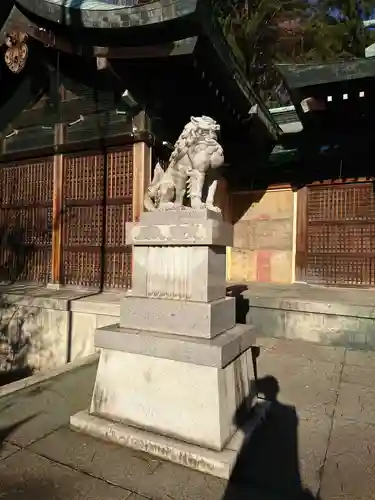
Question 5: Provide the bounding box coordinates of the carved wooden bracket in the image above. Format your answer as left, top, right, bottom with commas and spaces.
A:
4, 31, 28, 74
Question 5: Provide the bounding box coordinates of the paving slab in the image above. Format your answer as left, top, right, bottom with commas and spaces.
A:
30, 427, 161, 491
0, 363, 96, 447
320, 418, 375, 499
341, 363, 375, 387
345, 348, 375, 367
137, 461, 226, 500
30, 426, 226, 500
336, 382, 375, 424
298, 412, 331, 495
257, 336, 346, 365
257, 349, 340, 416
0, 449, 133, 499
6, 337, 375, 500
0, 442, 20, 460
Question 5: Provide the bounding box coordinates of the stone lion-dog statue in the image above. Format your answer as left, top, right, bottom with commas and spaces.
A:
144, 116, 224, 212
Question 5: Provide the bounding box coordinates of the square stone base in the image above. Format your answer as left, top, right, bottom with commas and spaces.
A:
70, 400, 271, 479
88, 344, 254, 451
70, 409, 238, 478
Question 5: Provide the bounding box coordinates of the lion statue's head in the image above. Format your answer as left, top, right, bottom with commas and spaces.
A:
169, 116, 221, 165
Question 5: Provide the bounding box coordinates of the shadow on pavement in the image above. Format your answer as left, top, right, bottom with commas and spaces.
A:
223, 376, 322, 500
0, 478, 59, 499
0, 412, 39, 451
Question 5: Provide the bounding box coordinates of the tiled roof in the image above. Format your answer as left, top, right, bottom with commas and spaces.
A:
16, 0, 196, 28
44, 0, 129, 10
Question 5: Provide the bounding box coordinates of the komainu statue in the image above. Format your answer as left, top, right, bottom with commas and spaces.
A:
144, 116, 224, 212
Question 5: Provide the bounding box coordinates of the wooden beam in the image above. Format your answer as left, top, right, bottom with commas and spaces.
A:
132, 142, 152, 222
132, 114, 152, 221
51, 124, 65, 285
2, 10, 194, 59
24, 19, 197, 59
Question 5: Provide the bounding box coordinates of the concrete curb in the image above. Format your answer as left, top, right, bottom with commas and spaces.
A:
0, 353, 99, 398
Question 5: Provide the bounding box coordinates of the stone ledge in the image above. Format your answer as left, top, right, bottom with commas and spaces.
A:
95, 324, 257, 368
0, 286, 98, 311
69, 294, 122, 316
249, 296, 375, 320
70, 410, 237, 479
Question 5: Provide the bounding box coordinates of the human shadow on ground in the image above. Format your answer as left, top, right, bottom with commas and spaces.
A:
223, 376, 321, 500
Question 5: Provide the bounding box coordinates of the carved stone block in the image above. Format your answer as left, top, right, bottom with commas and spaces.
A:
95, 323, 257, 369
131, 245, 226, 302
140, 208, 222, 224
120, 295, 236, 339
126, 219, 233, 247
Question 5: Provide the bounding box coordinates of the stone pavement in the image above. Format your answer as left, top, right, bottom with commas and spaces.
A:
0, 338, 375, 499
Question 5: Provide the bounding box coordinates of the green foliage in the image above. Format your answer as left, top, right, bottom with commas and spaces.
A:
315, 0, 374, 57
214, 0, 374, 104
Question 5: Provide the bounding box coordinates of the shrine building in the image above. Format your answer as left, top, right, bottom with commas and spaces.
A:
0, 1, 374, 362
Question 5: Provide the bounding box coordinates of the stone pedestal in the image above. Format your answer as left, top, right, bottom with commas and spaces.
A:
70, 209, 258, 478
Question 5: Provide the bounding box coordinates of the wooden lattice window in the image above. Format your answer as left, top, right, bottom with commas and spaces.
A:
305, 182, 375, 286
0, 158, 53, 283
62, 147, 133, 289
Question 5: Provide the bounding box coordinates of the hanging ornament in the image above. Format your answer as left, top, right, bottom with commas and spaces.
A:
4, 32, 28, 74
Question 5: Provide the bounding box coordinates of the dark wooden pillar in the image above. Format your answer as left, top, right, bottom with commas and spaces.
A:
295, 186, 307, 282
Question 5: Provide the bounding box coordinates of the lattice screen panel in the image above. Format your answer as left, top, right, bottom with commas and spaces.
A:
306, 183, 375, 286
0, 158, 53, 283
62, 147, 133, 289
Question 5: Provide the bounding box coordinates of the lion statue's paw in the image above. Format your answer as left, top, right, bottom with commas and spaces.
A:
206, 204, 222, 213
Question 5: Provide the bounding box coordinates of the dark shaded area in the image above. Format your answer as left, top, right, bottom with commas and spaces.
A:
0, 367, 33, 388
0, 222, 50, 284
0, 479, 61, 500
223, 376, 321, 500
227, 285, 249, 324
0, 412, 49, 500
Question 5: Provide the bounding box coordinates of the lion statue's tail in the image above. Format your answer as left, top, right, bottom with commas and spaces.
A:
143, 162, 165, 212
